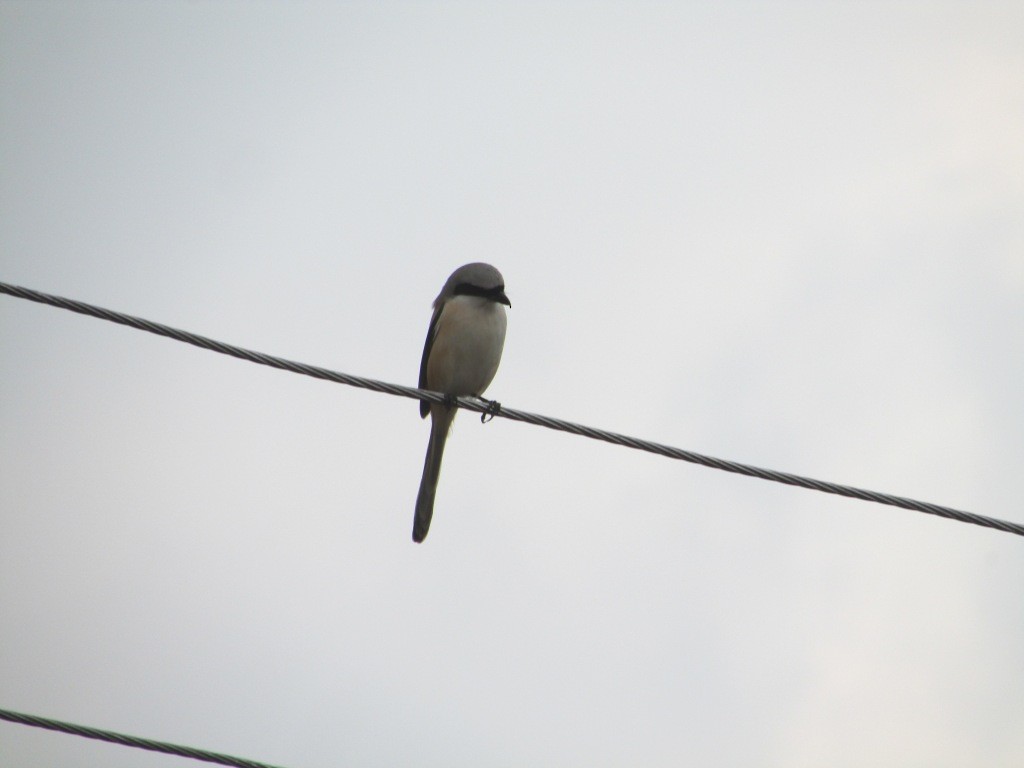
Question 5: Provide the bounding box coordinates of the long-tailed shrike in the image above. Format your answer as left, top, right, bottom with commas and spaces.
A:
413, 263, 510, 543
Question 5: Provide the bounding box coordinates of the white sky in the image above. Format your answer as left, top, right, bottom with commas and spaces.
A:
2, 2, 1023, 767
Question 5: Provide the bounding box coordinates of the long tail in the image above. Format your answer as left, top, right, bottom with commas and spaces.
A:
413, 406, 455, 543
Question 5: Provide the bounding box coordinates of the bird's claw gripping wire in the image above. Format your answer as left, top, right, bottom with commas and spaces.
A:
480, 398, 502, 423
440, 392, 499, 422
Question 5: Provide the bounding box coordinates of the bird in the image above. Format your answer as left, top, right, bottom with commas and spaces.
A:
413, 263, 510, 543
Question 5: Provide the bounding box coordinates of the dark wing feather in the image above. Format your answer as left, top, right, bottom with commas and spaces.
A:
418, 304, 443, 418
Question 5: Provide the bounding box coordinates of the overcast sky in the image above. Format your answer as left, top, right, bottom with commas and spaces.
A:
2, 2, 1023, 767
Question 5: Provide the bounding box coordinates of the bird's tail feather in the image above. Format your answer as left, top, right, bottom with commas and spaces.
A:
413, 407, 454, 543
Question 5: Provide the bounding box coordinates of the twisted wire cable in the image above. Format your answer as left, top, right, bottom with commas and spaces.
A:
0, 707, 287, 768
2, 280, 1021, 538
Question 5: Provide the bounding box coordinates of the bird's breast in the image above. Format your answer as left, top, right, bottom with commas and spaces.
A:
426, 296, 507, 397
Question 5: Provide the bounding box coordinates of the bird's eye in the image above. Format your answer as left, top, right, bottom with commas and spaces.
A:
455, 282, 497, 297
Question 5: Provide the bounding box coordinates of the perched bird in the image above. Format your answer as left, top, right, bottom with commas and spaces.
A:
413, 263, 510, 542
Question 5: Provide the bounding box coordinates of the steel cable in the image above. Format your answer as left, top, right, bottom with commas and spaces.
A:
0, 707, 287, 768
2, 280, 1021, 538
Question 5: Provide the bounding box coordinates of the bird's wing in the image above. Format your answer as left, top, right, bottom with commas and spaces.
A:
418, 302, 444, 418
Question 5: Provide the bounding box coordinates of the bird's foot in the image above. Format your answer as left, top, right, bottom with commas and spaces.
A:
480, 398, 502, 423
